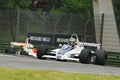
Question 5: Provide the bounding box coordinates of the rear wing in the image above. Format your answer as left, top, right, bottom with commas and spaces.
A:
10, 42, 26, 47
10, 38, 29, 47
78, 42, 100, 49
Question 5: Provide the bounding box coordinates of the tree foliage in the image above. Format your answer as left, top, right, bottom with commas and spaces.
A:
59, 0, 92, 17
112, 0, 120, 19
59, 0, 91, 13
0, 0, 119, 18
0, 0, 14, 9
0, 0, 30, 10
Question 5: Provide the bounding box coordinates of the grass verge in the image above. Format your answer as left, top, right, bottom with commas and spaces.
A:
0, 67, 119, 80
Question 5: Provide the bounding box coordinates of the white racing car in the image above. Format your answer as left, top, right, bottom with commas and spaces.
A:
37, 34, 108, 65
5, 38, 37, 57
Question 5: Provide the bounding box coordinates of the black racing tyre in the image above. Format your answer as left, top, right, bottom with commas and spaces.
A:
79, 49, 91, 64
95, 49, 107, 65
20, 50, 28, 55
37, 44, 48, 59
5, 47, 16, 54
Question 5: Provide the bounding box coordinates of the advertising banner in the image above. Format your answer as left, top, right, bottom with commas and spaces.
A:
28, 33, 53, 45
28, 33, 81, 46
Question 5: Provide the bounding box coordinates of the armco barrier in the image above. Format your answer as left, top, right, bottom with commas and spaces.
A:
0, 43, 10, 53
0, 43, 120, 66
107, 52, 120, 66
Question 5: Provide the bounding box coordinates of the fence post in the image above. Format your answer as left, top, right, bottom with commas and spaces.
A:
54, 16, 60, 35
15, 10, 20, 41
8, 10, 15, 42
84, 19, 89, 41
100, 13, 104, 49
67, 13, 73, 34
41, 11, 46, 33
0, 22, 1, 36
10, 20, 15, 41
53, 15, 60, 46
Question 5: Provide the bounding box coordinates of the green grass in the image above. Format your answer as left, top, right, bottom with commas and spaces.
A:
0, 67, 119, 80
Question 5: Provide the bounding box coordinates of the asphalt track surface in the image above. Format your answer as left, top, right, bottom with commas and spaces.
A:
0, 53, 120, 75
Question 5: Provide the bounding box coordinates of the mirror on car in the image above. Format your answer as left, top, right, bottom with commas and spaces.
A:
59, 44, 62, 47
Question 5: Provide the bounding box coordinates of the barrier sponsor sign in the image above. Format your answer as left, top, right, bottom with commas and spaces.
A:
54, 34, 70, 46
28, 33, 53, 45
28, 33, 81, 46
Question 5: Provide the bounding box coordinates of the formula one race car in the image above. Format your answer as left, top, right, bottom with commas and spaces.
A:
5, 38, 37, 57
37, 34, 108, 65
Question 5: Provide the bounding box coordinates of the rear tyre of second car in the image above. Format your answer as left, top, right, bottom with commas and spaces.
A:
5, 47, 16, 54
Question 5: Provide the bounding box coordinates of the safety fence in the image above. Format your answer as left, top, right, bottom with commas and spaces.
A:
0, 10, 120, 53
0, 10, 95, 43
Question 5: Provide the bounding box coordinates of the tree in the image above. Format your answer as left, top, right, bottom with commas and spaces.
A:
0, 0, 30, 10
112, 0, 120, 36
14, 0, 30, 10
61, 0, 92, 15
0, 0, 14, 9
112, 0, 120, 19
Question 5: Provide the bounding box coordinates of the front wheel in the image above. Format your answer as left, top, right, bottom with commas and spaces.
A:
95, 49, 107, 65
37, 44, 48, 59
79, 49, 91, 64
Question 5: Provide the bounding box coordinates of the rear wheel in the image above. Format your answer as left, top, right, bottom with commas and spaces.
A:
95, 49, 107, 65
79, 49, 91, 64
37, 45, 48, 59
5, 47, 16, 54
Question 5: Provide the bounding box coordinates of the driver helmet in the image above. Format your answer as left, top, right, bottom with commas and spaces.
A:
69, 37, 76, 44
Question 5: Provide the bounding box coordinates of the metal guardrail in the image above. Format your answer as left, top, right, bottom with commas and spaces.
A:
0, 43, 10, 53
0, 43, 120, 66
107, 52, 120, 66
